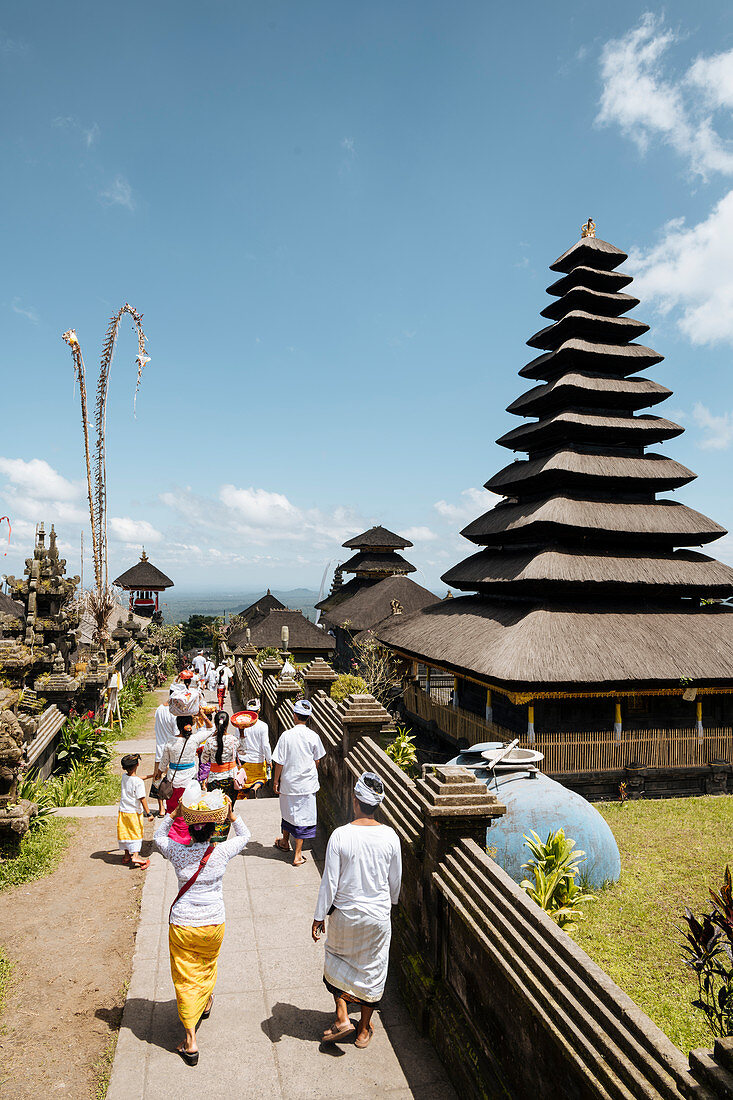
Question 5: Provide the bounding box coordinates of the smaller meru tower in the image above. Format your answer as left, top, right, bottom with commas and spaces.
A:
380, 221, 733, 734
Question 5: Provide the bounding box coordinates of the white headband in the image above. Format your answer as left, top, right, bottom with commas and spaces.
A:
293, 699, 312, 717
247, 698, 261, 712
354, 771, 385, 806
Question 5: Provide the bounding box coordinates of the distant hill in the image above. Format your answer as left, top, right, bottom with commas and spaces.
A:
161, 589, 321, 625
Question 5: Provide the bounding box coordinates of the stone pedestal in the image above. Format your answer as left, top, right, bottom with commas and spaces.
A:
340, 693, 393, 757
303, 658, 338, 700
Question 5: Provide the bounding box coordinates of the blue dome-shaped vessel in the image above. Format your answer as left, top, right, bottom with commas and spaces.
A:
447, 743, 620, 887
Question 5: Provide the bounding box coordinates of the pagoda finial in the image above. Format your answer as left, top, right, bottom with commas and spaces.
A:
140, 547, 148, 562
581, 217, 596, 238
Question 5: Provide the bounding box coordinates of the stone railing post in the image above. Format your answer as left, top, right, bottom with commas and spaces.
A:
275, 673, 301, 720
415, 765, 506, 972
303, 657, 338, 700
340, 693, 394, 758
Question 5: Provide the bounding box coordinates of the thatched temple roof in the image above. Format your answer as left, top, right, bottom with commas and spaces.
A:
378, 228, 733, 691
113, 551, 173, 590
343, 525, 412, 550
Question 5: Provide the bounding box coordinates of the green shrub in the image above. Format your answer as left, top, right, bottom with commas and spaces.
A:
330, 673, 368, 704
385, 725, 419, 776
255, 646, 281, 667
681, 865, 733, 1038
0, 818, 70, 892
56, 716, 114, 771
520, 829, 597, 933
18, 763, 114, 808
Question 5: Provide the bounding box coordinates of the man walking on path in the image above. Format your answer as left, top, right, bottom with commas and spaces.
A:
312, 771, 402, 1048
272, 699, 324, 866
215, 661, 233, 709
151, 689, 177, 816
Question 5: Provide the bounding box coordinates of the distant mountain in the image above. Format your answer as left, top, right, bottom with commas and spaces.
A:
161, 589, 321, 625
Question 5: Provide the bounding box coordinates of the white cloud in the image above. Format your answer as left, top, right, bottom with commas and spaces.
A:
219, 485, 301, 530
692, 402, 733, 450
597, 14, 733, 178
403, 526, 437, 542
0, 32, 26, 54
687, 49, 733, 110
0, 457, 81, 501
434, 487, 502, 523
109, 517, 163, 544
100, 175, 135, 211
11, 298, 39, 324
53, 116, 100, 147
629, 190, 733, 345
341, 137, 355, 155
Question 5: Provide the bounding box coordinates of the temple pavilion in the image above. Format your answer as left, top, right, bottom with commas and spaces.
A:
317, 526, 436, 665
379, 223, 733, 737
113, 551, 173, 617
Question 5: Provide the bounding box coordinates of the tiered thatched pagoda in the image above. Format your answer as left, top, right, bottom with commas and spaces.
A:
317, 526, 435, 665
379, 224, 733, 736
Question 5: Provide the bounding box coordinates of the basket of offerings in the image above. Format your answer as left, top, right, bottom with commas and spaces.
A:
231, 710, 258, 729
180, 784, 228, 825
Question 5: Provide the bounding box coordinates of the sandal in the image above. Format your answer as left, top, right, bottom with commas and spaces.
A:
293, 855, 308, 866
274, 839, 290, 853
132, 858, 150, 870
322, 1022, 356, 1044
355, 1025, 374, 1049
201, 996, 214, 1020
177, 1046, 199, 1066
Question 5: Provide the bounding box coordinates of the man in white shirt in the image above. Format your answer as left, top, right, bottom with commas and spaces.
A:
272, 698, 325, 866
192, 651, 207, 678
312, 771, 401, 1048
235, 698, 271, 796
152, 691, 178, 815
215, 662, 233, 709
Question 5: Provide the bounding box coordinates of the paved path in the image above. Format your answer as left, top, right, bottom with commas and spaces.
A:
107, 796, 455, 1100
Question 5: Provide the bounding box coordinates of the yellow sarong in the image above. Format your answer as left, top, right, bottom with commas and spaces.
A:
117, 811, 143, 846
242, 761, 267, 787
169, 923, 225, 1027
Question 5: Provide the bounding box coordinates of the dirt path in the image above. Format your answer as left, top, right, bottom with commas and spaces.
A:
0, 687, 168, 1099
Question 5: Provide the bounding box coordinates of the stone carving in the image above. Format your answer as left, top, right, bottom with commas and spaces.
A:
0, 709, 25, 807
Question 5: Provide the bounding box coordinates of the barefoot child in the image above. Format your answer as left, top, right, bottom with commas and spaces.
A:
118, 753, 154, 868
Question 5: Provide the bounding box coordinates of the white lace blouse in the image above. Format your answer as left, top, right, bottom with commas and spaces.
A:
154, 813, 250, 926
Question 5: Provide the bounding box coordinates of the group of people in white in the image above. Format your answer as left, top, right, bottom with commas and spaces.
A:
116, 652, 402, 1064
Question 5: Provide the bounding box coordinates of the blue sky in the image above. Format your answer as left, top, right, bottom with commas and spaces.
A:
2, 2, 733, 594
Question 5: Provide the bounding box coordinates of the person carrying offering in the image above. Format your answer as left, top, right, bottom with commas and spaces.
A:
117, 753, 154, 869
234, 698, 271, 797
154, 715, 211, 845
272, 698, 325, 866
312, 771, 402, 1048
201, 711, 239, 842
154, 791, 250, 1066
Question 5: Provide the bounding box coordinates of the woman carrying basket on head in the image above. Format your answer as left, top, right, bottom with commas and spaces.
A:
154, 793, 250, 1066
154, 714, 211, 845
200, 711, 239, 842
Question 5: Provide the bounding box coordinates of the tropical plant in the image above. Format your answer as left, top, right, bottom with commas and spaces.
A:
118, 672, 148, 719
255, 646, 282, 667
56, 715, 114, 771
18, 764, 108, 808
520, 829, 597, 933
385, 725, 419, 776
330, 673, 368, 704
681, 865, 733, 1038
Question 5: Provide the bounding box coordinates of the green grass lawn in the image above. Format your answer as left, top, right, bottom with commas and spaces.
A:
572, 795, 732, 1055
0, 818, 72, 893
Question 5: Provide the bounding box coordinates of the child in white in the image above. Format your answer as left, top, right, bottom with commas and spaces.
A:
117, 753, 153, 869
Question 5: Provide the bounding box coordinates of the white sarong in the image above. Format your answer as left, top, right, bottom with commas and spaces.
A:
279, 792, 317, 828
323, 907, 392, 1003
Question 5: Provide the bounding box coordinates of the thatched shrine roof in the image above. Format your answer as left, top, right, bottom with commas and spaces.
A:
343, 526, 412, 550
377, 227, 733, 692
229, 608, 334, 653
113, 552, 173, 590
237, 590, 286, 627
340, 550, 416, 576
320, 574, 436, 632
315, 576, 371, 616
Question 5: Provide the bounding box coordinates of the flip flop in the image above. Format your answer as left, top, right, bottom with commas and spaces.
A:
176, 1046, 199, 1066
274, 839, 290, 853
322, 1022, 356, 1044
355, 1025, 374, 1049
132, 858, 150, 870
201, 995, 214, 1020
293, 855, 308, 866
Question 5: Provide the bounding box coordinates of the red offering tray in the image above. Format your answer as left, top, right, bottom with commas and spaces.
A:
231, 710, 258, 729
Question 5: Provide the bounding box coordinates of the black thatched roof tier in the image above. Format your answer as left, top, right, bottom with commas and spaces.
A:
442, 547, 733, 598
497, 411, 683, 452
315, 576, 371, 616
550, 236, 627, 273
229, 608, 334, 653
377, 596, 733, 690
507, 374, 671, 417
0, 592, 24, 623
540, 286, 639, 321
461, 496, 724, 548
341, 550, 416, 575
319, 574, 436, 633
237, 590, 286, 627
378, 227, 733, 694
487, 450, 695, 496
547, 266, 633, 297
520, 340, 664, 381
527, 310, 649, 351
343, 526, 413, 550
113, 554, 173, 590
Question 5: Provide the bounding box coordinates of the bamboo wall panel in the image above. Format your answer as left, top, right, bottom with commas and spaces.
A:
404, 684, 733, 772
